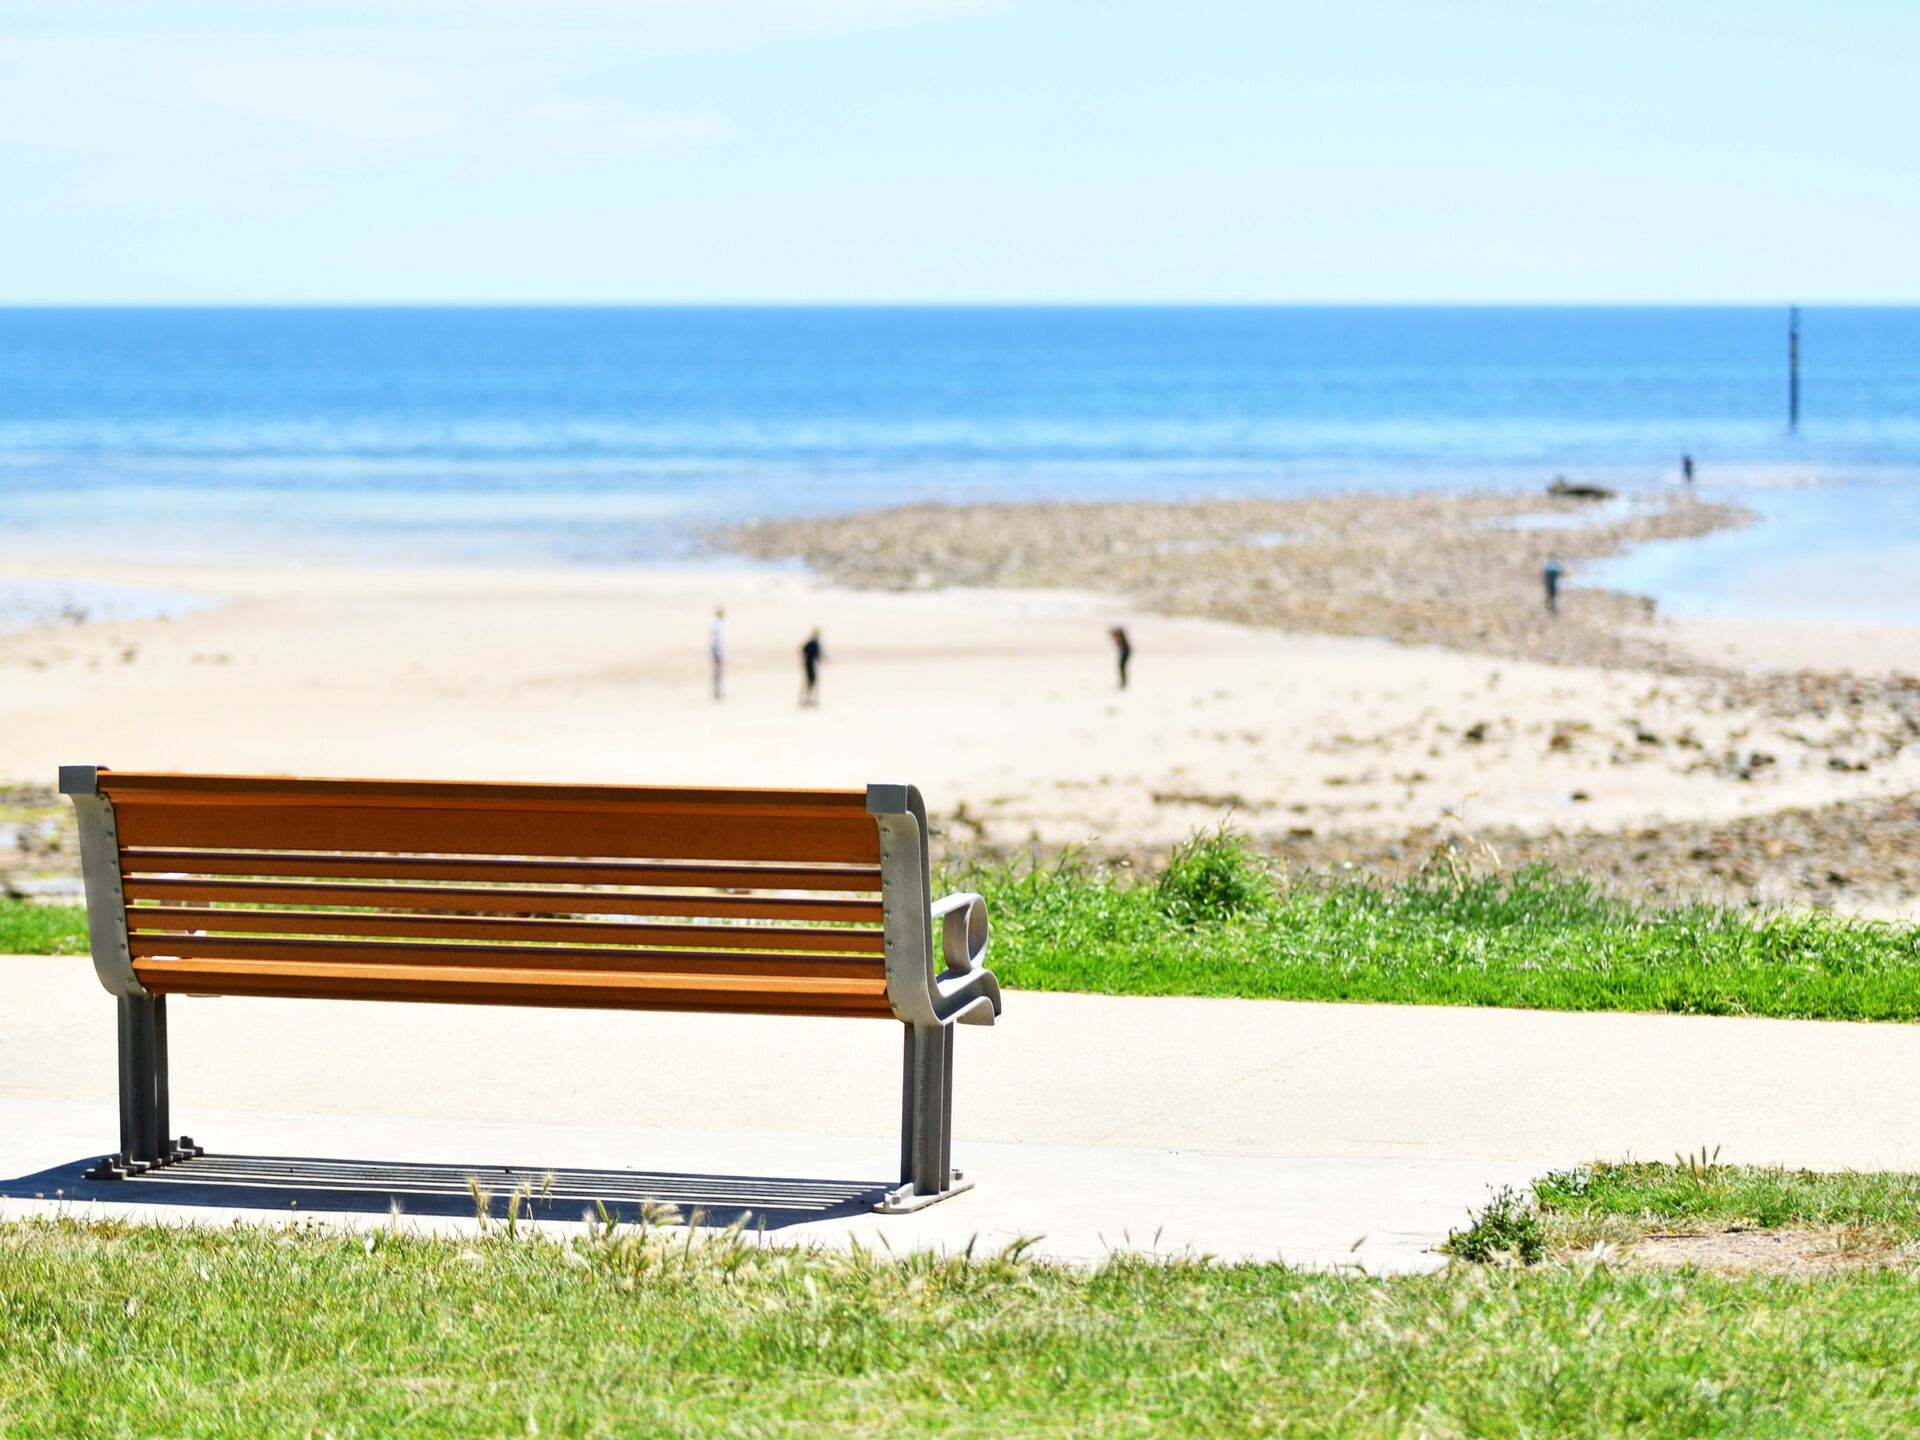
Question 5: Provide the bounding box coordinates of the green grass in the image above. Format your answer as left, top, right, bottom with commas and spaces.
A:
13, 1217, 1920, 1437
0, 899, 85, 956
1536, 1158, 1920, 1240
960, 832, 1920, 1021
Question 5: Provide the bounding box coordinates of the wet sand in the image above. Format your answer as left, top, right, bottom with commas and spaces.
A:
1657, 617, 1920, 676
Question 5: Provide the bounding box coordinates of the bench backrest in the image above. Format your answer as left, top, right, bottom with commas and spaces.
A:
66, 769, 903, 1020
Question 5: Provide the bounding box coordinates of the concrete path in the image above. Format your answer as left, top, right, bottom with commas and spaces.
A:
6, 953, 1919, 1270
0, 1099, 1536, 1273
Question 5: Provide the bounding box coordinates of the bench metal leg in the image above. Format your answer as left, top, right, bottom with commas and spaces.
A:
154, 994, 171, 1155
87, 995, 201, 1180
114, 994, 161, 1172
876, 1022, 974, 1213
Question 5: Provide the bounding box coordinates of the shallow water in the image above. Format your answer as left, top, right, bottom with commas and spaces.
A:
0, 578, 214, 636
0, 307, 1913, 618
1585, 476, 1920, 624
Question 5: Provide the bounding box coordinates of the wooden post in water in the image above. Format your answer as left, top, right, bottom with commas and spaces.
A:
1789, 305, 1800, 430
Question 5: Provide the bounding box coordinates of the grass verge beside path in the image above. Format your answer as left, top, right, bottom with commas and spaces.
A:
963, 831, 1920, 1022
8, 1216, 1920, 1437
1538, 1158, 1920, 1239
8, 830, 1919, 1021
1447, 1158, 1920, 1269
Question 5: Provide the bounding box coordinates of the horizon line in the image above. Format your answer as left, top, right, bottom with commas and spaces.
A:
2, 298, 1912, 310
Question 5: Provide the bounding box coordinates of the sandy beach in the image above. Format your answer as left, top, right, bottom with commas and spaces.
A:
4, 489, 1919, 911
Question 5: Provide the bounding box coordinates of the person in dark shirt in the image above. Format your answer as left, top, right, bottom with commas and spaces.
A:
1542, 556, 1563, 616
800, 628, 825, 707
1110, 625, 1132, 689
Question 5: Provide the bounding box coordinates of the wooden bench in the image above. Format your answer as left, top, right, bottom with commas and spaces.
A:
61, 766, 1001, 1211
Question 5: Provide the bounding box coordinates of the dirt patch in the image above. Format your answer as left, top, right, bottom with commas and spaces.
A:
951, 790, 1920, 913
1248, 792, 1920, 912
1613, 1227, 1917, 1273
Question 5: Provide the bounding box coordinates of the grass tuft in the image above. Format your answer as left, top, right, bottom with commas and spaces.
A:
1445, 1186, 1546, 1265
1154, 822, 1278, 926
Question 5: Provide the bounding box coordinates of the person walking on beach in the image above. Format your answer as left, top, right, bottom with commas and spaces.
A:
1542, 556, 1564, 616
1682, 453, 1695, 487
800, 628, 825, 707
709, 607, 727, 701
1110, 625, 1132, 689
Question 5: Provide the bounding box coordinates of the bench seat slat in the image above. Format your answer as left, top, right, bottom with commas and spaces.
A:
127, 933, 883, 975
117, 851, 882, 893
98, 773, 874, 812
131, 957, 893, 1017
100, 776, 882, 864
110, 802, 878, 864
124, 906, 885, 952
119, 878, 884, 923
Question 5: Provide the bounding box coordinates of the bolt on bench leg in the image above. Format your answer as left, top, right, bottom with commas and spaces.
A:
876, 1022, 974, 1213
87, 995, 201, 1180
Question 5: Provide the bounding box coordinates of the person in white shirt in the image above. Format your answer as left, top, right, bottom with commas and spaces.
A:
709, 607, 727, 700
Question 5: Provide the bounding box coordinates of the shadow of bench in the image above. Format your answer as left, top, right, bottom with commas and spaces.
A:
2, 1152, 891, 1230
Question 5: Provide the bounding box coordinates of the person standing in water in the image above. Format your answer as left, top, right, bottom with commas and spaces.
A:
1110, 626, 1132, 689
709, 607, 727, 701
800, 628, 825, 707
1542, 556, 1564, 616
1682, 453, 1695, 487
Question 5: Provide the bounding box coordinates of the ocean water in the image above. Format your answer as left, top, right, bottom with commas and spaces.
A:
0, 307, 1915, 615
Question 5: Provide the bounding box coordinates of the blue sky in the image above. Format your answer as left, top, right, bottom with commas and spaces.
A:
2, 1, 1915, 303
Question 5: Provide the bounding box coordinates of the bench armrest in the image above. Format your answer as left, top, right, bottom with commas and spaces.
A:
868, 784, 1004, 1029
930, 891, 1000, 1026
931, 892, 988, 974
61, 764, 146, 999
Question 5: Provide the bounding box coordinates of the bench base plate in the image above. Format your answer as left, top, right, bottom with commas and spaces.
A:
872, 1170, 974, 1214
84, 1137, 204, 1181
